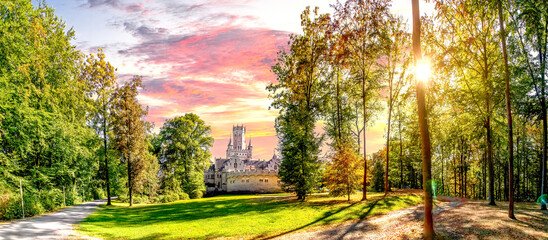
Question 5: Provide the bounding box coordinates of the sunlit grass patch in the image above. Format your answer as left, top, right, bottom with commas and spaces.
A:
77, 192, 422, 239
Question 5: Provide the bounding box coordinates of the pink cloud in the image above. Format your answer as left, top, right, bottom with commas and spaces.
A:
123, 25, 290, 158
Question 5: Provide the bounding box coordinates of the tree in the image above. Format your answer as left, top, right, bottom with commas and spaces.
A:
157, 113, 213, 198
497, 0, 515, 219
268, 7, 328, 200
412, 0, 434, 238
112, 76, 148, 206
80, 49, 117, 205
510, 0, 548, 210
331, 0, 390, 201
134, 135, 160, 200
370, 148, 386, 192
433, 0, 503, 206
324, 142, 363, 201
382, 15, 411, 193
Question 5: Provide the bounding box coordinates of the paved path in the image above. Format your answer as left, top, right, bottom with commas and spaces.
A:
0, 199, 105, 240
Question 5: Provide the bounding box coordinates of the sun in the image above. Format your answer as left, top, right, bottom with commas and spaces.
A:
416, 58, 432, 84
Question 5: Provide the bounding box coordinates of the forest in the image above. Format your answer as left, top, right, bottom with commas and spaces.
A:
0, 0, 213, 220
0, 0, 547, 233
268, 0, 547, 216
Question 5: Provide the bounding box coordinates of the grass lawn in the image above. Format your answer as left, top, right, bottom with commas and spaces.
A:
77, 191, 423, 239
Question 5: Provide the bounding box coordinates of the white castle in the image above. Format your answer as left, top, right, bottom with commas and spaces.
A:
204, 125, 282, 193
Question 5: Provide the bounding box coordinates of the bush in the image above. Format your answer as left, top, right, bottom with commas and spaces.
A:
65, 189, 78, 206
118, 194, 128, 203
133, 196, 144, 204
23, 194, 45, 217
190, 189, 203, 199
92, 188, 106, 200
156, 193, 180, 203
165, 193, 179, 203
40, 189, 63, 211
0, 193, 22, 220
178, 192, 189, 200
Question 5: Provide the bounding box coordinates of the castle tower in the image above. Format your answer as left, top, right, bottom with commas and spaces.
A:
247, 138, 253, 159
233, 125, 246, 150
226, 135, 233, 159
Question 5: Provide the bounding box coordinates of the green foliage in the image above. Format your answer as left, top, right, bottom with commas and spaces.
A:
0, 0, 107, 219
23, 194, 45, 217
80, 48, 119, 204
268, 7, 328, 200
275, 107, 323, 200
156, 193, 180, 203
370, 154, 385, 193
190, 189, 203, 199
39, 189, 63, 211
92, 188, 106, 200
178, 192, 189, 200
157, 113, 213, 197
0, 187, 21, 220
112, 76, 154, 206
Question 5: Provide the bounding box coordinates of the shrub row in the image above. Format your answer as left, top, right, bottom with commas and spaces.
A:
0, 187, 93, 220
118, 190, 205, 204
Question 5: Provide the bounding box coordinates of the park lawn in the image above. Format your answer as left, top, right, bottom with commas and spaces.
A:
77, 192, 423, 239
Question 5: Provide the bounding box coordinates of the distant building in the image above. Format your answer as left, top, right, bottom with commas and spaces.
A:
204, 125, 282, 193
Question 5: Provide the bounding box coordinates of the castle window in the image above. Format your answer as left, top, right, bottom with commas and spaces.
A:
246, 179, 249, 183
265, 179, 269, 183
234, 162, 237, 168
241, 180, 244, 183
259, 179, 263, 182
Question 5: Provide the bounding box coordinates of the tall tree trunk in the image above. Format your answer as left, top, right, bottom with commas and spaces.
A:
412, 0, 434, 238
103, 104, 111, 206
460, 139, 464, 197
336, 72, 342, 143
454, 157, 457, 196
465, 163, 468, 198
483, 150, 487, 199
525, 153, 529, 201
541, 59, 547, 210
514, 126, 522, 202
541, 13, 548, 211
127, 110, 133, 207
399, 120, 403, 189
385, 97, 392, 193
487, 97, 495, 205
498, 0, 515, 217
385, 54, 394, 193
362, 77, 368, 201
441, 152, 445, 195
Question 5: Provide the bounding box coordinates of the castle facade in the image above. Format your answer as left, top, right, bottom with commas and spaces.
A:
204, 125, 282, 193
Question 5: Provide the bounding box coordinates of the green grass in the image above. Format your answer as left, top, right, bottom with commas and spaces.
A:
77, 192, 423, 239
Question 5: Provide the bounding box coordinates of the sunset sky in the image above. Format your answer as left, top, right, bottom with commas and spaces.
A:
46, 0, 433, 160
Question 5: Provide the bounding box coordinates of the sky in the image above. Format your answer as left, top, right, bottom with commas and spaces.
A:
44, 0, 434, 160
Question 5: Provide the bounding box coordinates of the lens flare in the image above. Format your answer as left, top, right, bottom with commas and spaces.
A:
416, 58, 431, 84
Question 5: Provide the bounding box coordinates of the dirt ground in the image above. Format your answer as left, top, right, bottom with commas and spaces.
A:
272, 195, 548, 240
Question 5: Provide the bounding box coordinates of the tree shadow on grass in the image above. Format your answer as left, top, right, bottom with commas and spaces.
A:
80, 193, 422, 240
257, 194, 413, 240
257, 200, 364, 240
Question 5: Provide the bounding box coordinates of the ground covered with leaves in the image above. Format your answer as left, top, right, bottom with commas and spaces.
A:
274, 195, 547, 240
